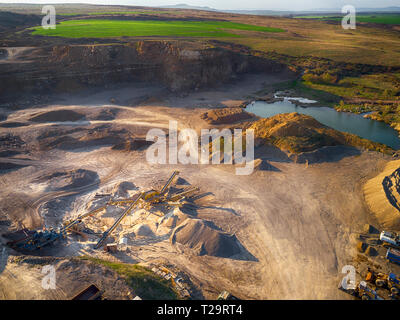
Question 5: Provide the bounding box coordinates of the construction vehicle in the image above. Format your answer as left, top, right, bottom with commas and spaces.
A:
355, 282, 384, 300
94, 192, 143, 249
108, 171, 181, 208
387, 273, 400, 296
386, 248, 400, 266
7, 228, 67, 251
365, 269, 400, 297
7, 171, 188, 251
380, 231, 400, 248
365, 269, 387, 287
7, 204, 108, 251
142, 171, 180, 204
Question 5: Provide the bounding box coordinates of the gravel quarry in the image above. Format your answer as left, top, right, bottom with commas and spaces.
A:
0, 73, 395, 300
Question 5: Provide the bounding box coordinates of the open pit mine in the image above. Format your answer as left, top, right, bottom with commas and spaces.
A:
1, 3, 400, 303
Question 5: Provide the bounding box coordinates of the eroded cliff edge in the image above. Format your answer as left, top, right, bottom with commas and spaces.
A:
0, 41, 289, 102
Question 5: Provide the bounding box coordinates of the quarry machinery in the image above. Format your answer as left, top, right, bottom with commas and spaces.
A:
167, 187, 199, 202
355, 282, 384, 300
380, 231, 400, 248
6, 204, 108, 251
6, 171, 186, 251
108, 171, 181, 207
386, 248, 400, 266
366, 269, 400, 296
94, 192, 143, 249
142, 170, 180, 204
160, 171, 180, 194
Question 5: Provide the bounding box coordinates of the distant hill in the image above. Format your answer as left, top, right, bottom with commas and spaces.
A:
160, 3, 216, 11
0, 3, 399, 16
0, 11, 40, 33
158, 4, 400, 15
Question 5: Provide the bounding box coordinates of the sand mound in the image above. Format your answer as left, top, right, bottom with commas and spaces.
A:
30, 110, 86, 123
170, 218, 241, 258
37, 126, 132, 151
201, 107, 254, 125
249, 113, 390, 154
112, 181, 137, 198
134, 224, 153, 237
34, 169, 99, 192
251, 158, 280, 172
364, 160, 400, 228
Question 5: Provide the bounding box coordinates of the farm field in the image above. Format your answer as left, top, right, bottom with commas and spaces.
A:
31, 19, 285, 38
295, 14, 400, 25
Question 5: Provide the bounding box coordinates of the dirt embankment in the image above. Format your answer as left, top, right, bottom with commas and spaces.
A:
201, 107, 256, 125
0, 41, 288, 101
29, 110, 86, 123
364, 160, 400, 229
0, 256, 134, 300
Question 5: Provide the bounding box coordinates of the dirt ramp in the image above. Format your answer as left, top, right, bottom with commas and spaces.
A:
364, 160, 400, 228
170, 218, 241, 258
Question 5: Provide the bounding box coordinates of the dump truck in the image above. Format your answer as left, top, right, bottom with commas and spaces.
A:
386, 248, 400, 266
380, 231, 400, 248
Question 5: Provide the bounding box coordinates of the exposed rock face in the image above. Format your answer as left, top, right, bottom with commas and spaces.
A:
0, 41, 287, 101
364, 160, 400, 228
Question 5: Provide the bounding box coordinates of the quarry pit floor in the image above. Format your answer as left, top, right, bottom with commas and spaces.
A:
0, 73, 391, 299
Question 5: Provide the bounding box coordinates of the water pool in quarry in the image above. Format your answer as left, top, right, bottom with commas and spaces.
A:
246, 98, 400, 150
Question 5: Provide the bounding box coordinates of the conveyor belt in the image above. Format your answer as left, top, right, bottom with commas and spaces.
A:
94, 192, 143, 249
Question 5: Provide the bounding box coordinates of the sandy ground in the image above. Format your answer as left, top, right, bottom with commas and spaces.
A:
364, 160, 400, 229
0, 256, 134, 300
0, 73, 392, 300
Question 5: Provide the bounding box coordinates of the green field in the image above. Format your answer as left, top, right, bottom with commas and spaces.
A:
303, 73, 400, 100
31, 19, 285, 38
296, 14, 400, 25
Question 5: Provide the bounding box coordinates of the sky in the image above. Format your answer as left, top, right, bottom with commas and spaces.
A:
0, 0, 398, 11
